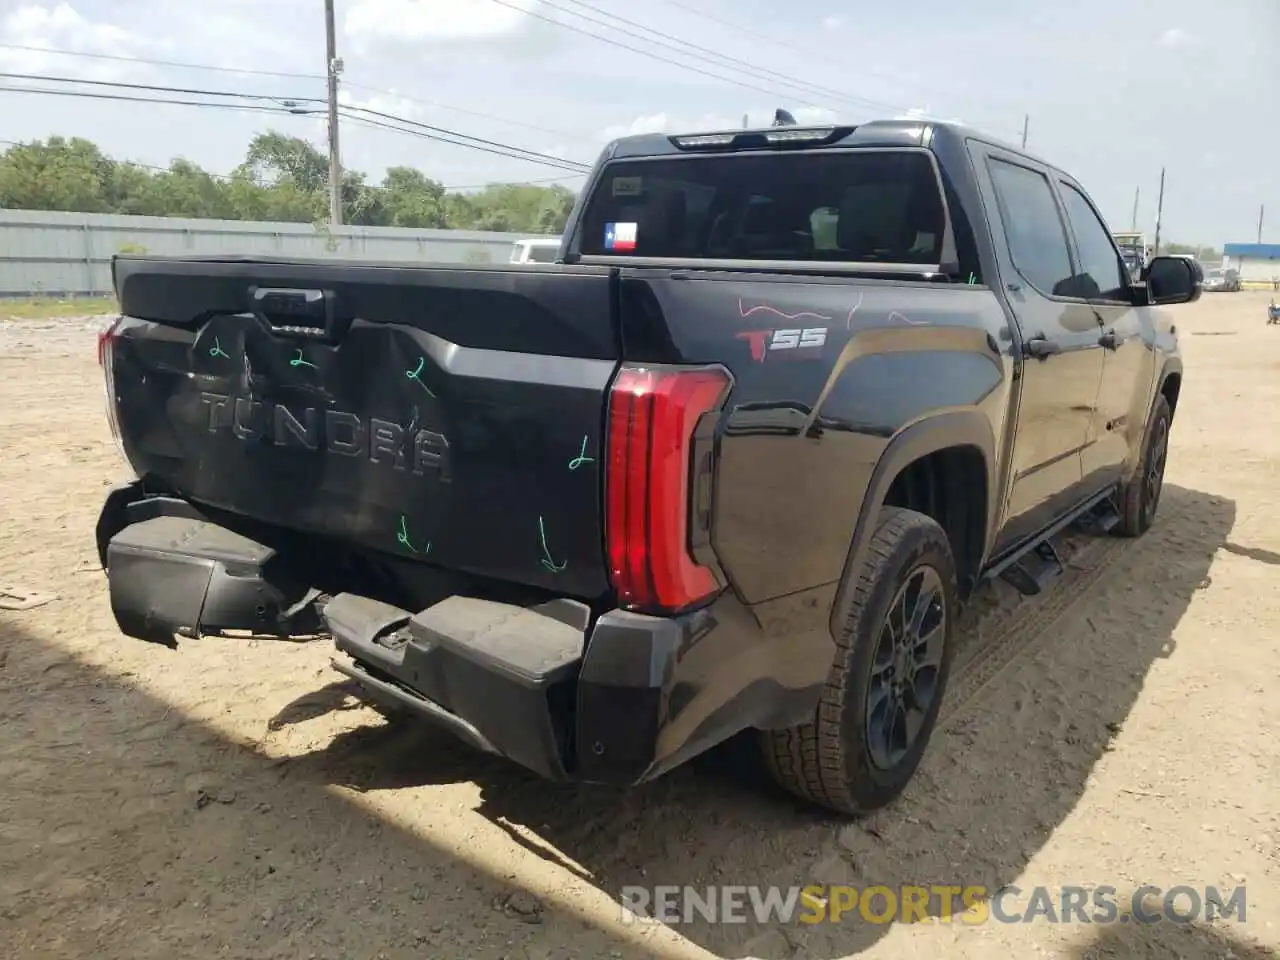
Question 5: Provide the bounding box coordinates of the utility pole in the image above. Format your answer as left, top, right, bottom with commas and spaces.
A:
1020, 114, 1029, 149
325, 0, 343, 226
1152, 167, 1166, 257
1131, 186, 1140, 232
1259, 204, 1266, 244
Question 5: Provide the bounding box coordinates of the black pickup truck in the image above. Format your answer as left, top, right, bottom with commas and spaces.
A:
95, 119, 1199, 815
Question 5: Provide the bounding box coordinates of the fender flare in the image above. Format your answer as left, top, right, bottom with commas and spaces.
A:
828, 410, 997, 638
1156, 356, 1183, 413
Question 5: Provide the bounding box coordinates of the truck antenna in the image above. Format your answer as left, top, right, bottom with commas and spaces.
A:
773, 108, 796, 127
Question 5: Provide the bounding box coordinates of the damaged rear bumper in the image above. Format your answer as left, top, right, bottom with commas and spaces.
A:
96, 482, 829, 786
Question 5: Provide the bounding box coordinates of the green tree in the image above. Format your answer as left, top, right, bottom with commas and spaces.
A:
244, 131, 329, 192
0, 131, 577, 236
0, 136, 115, 212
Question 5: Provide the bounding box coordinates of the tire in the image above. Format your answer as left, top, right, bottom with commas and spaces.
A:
1116, 393, 1171, 538
762, 506, 958, 816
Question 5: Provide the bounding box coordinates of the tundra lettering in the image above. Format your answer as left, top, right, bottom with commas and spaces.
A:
197, 392, 449, 479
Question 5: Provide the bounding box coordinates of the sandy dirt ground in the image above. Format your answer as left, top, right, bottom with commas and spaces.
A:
2, 294, 1278, 960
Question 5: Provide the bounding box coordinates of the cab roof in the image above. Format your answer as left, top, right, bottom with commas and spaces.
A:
602, 117, 1050, 172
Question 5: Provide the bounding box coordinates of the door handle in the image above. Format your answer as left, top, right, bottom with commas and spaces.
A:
1025, 337, 1061, 359
1098, 330, 1119, 350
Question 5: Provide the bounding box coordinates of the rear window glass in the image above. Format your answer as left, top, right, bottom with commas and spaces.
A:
578, 150, 946, 265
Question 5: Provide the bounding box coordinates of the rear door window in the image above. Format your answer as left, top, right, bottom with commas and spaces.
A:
987, 158, 1076, 297
578, 150, 947, 266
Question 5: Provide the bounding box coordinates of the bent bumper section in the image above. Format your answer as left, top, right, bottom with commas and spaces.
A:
96, 482, 829, 786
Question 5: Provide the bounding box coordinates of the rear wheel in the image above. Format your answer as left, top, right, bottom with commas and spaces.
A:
762, 507, 957, 815
1116, 394, 1171, 538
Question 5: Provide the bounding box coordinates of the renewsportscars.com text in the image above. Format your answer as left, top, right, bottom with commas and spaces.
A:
619, 884, 1247, 926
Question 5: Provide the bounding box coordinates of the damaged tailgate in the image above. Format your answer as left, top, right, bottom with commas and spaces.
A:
108, 255, 619, 598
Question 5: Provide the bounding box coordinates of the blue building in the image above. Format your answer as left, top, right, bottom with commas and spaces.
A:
1222, 243, 1280, 289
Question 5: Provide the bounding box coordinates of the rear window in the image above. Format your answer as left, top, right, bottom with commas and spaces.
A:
577, 150, 946, 266
527, 244, 559, 263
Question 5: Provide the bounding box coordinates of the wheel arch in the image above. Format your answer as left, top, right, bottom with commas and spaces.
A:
1159, 362, 1182, 419
828, 410, 997, 638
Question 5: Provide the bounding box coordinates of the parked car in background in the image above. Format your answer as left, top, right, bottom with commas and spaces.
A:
1203, 267, 1241, 292
508, 238, 561, 264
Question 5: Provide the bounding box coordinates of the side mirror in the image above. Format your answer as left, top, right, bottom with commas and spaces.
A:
1142, 255, 1202, 305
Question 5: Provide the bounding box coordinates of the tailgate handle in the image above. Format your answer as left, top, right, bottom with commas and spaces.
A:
250, 287, 348, 341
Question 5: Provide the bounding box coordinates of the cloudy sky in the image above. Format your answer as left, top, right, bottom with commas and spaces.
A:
0, 0, 1275, 245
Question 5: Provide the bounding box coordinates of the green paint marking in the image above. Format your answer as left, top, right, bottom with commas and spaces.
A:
567, 435, 595, 471
397, 516, 430, 555
290, 349, 317, 369
208, 337, 230, 359
538, 515, 566, 573
966, 272, 978, 286
405, 357, 435, 395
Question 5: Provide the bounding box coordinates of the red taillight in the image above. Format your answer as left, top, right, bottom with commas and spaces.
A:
605, 363, 730, 613
97, 316, 121, 366
97, 316, 128, 468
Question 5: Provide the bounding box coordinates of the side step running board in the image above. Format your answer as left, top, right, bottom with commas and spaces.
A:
1073, 496, 1122, 535
1000, 540, 1064, 597
992, 491, 1122, 598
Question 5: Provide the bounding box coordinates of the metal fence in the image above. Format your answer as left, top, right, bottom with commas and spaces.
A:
0, 209, 556, 297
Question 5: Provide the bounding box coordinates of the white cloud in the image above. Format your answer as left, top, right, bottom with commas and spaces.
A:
1158, 27, 1190, 47
344, 0, 536, 45
598, 106, 841, 143
339, 88, 422, 120
894, 106, 965, 124
0, 2, 142, 79
821, 15, 844, 29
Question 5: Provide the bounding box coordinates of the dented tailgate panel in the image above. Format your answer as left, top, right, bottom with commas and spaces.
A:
109, 258, 620, 598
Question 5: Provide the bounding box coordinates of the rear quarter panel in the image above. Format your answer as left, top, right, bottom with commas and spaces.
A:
618, 269, 1015, 617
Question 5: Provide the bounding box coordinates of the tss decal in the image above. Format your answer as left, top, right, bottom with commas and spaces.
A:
736, 327, 828, 363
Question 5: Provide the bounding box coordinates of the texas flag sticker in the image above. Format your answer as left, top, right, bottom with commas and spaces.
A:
604, 222, 638, 252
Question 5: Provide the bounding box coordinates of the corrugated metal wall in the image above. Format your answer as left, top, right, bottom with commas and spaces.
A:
0, 209, 557, 297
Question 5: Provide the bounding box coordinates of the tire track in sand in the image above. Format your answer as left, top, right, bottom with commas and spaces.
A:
941, 534, 1128, 726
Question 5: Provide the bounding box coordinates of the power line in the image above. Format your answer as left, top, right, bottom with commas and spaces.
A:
535, 0, 904, 115
0, 41, 588, 142
339, 103, 591, 170
482, 0, 843, 108
0, 84, 316, 116
341, 81, 589, 142
648, 0, 1024, 134
0, 71, 322, 105
0, 42, 324, 81
338, 110, 590, 174
540, 0, 1021, 137
0, 76, 591, 174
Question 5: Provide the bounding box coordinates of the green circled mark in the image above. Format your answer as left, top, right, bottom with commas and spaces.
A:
405, 357, 435, 395
397, 515, 430, 555
208, 337, 230, 359
290, 348, 317, 369
568, 435, 595, 471
538, 515, 567, 572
